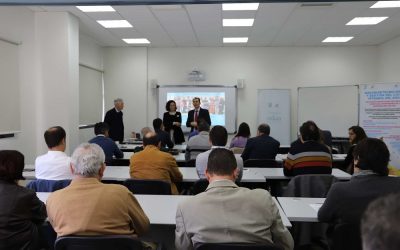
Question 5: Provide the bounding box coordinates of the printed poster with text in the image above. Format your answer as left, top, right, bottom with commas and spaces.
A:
359, 83, 400, 175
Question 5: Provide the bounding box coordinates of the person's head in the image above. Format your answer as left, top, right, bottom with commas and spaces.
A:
94, 122, 109, 137
192, 97, 201, 109
197, 119, 210, 132
353, 138, 389, 176
70, 143, 105, 179
165, 100, 177, 112
209, 125, 228, 146
141, 127, 152, 138
153, 118, 163, 131
0, 150, 25, 183
299, 121, 320, 142
206, 148, 238, 181
143, 131, 161, 147
114, 98, 124, 111
236, 122, 250, 138
257, 123, 270, 136
361, 193, 400, 250
44, 126, 66, 150
348, 126, 367, 144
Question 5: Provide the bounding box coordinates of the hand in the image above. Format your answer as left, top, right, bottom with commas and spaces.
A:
173, 122, 181, 127
191, 121, 198, 127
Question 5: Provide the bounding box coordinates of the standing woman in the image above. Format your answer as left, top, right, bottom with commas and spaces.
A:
163, 100, 185, 144
343, 125, 367, 174
0, 150, 47, 250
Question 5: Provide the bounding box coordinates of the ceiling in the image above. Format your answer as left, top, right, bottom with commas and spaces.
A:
28, 1, 400, 47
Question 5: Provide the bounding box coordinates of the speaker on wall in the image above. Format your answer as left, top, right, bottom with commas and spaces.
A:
237, 79, 245, 89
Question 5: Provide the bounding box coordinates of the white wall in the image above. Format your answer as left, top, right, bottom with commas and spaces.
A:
378, 35, 400, 82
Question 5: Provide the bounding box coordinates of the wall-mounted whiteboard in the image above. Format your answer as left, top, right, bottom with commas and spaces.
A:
257, 89, 291, 145
298, 85, 359, 137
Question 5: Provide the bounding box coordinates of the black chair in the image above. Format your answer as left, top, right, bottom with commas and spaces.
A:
123, 179, 171, 195
26, 179, 71, 192
54, 235, 143, 250
331, 223, 362, 250
244, 159, 279, 168
190, 179, 209, 195
195, 242, 282, 250
185, 159, 196, 167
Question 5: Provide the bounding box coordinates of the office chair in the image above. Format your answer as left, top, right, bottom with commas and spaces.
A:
54, 235, 143, 250
194, 242, 282, 250
190, 179, 209, 195
123, 179, 172, 195
26, 179, 71, 192
331, 223, 362, 250
185, 159, 196, 167
243, 159, 279, 168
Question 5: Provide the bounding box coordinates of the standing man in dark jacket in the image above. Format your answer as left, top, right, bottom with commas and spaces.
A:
104, 98, 124, 143
186, 97, 211, 132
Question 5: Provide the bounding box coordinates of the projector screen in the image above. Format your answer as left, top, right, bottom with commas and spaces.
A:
158, 86, 237, 133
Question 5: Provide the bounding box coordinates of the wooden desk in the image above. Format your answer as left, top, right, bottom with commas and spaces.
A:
277, 197, 325, 222
251, 168, 351, 181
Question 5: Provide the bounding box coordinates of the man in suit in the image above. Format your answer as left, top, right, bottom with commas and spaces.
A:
104, 98, 124, 143
186, 97, 211, 132
153, 118, 174, 149
89, 122, 123, 165
175, 148, 294, 250
241, 123, 280, 161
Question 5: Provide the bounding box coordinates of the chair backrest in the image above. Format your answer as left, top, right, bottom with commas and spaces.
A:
244, 159, 278, 168
26, 179, 71, 192
191, 179, 209, 195
331, 223, 362, 250
123, 179, 171, 195
195, 242, 282, 250
54, 235, 143, 250
283, 174, 337, 198
185, 159, 196, 167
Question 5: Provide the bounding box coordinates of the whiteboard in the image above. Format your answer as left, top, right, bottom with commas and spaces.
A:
298, 86, 358, 137
257, 89, 291, 145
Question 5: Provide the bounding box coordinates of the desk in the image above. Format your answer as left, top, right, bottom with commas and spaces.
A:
277, 197, 325, 222
123, 152, 186, 162
251, 168, 351, 181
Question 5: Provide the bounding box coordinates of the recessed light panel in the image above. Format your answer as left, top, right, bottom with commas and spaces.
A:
223, 37, 248, 43
371, 1, 400, 8
76, 6, 115, 12
123, 38, 151, 44
322, 37, 354, 43
223, 19, 254, 27
346, 17, 388, 25
97, 20, 132, 28
222, 3, 259, 11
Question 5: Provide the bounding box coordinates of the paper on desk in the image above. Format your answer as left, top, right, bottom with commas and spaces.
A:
309, 203, 323, 212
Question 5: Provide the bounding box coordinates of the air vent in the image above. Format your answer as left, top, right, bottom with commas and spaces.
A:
300, 3, 334, 7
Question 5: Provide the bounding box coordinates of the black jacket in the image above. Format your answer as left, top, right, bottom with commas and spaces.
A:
241, 134, 280, 161
104, 108, 124, 143
186, 108, 211, 132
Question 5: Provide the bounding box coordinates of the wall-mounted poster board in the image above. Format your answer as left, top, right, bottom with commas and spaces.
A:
257, 89, 291, 145
298, 85, 359, 137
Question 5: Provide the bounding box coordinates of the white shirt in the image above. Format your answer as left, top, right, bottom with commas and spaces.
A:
35, 151, 73, 180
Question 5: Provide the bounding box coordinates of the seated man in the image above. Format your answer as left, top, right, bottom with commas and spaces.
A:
153, 118, 174, 149
47, 143, 149, 238
130, 132, 183, 195
284, 121, 332, 176
89, 122, 123, 165
241, 123, 280, 161
175, 148, 294, 250
196, 125, 243, 181
318, 138, 400, 249
185, 119, 211, 161
35, 126, 73, 180
133, 127, 153, 153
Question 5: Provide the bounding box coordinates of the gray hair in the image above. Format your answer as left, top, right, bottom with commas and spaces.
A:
71, 143, 105, 177
114, 98, 123, 104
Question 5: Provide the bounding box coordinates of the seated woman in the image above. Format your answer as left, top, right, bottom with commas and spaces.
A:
318, 138, 400, 250
0, 150, 47, 250
230, 122, 250, 149
284, 121, 332, 176
342, 125, 367, 174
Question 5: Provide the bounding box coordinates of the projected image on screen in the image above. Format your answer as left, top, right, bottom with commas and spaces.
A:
167, 92, 226, 126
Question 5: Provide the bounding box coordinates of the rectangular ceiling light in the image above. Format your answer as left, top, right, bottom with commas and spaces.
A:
97, 20, 132, 28
371, 1, 400, 8
223, 19, 254, 27
123, 38, 151, 44
223, 37, 248, 43
222, 3, 259, 11
76, 6, 115, 12
322, 37, 354, 43
346, 17, 388, 25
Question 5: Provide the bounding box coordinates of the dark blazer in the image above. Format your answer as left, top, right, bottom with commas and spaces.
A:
0, 181, 47, 250
163, 112, 185, 144
89, 135, 124, 164
186, 108, 211, 132
104, 108, 124, 143
241, 134, 280, 161
155, 129, 174, 149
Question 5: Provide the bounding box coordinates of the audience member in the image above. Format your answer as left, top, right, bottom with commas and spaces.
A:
89, 122, 123, 165
47, 143, 149, 238
130, 132, 183, 194
361, 193, 400, 250
318, 138, 400, 249
241, 123, 280, 161
186, 97, 211, 132
343, 125, 367, 174
185, 119, 211, 161
284, 121, 332, 176
196, 125, 243, 181
0, 150, 47, 250
175, 148, 294, 250
163, 100, 185, 144
104, 98, 124, 143
153, 118, 174, 149
35, 126, 73, 180
230, 122, 250, 148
